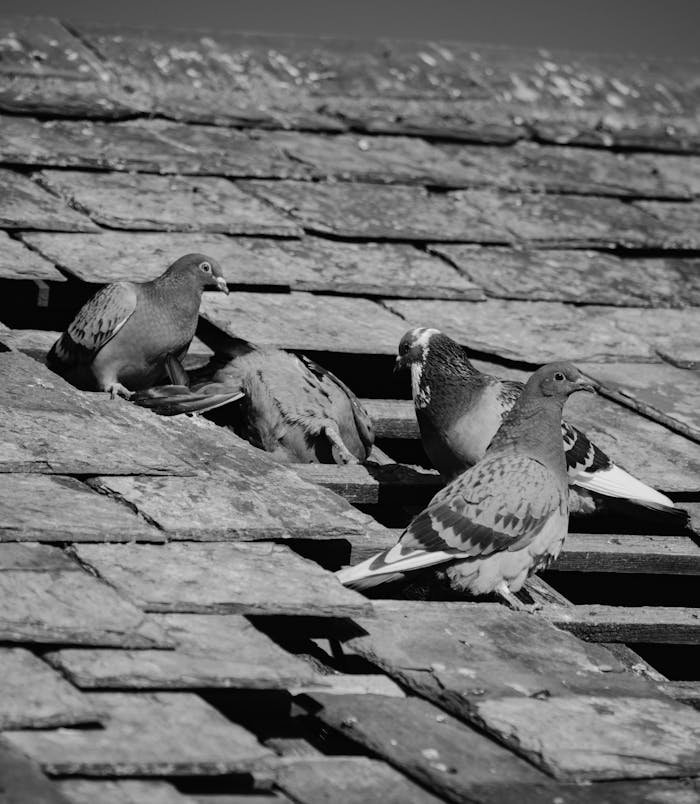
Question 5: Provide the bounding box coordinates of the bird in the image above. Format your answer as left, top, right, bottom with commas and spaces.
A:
47, 253, 229, 399
132, 335, 375, 465
337, 362, 594, 605
394, 327, 679, 515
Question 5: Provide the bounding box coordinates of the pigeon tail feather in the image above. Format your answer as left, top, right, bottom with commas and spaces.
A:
571, 463, 675, 510
336, 546, 461, 589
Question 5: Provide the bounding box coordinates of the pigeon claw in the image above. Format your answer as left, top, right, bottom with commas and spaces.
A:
495, 582, 542, 614
107, 382, 134, 400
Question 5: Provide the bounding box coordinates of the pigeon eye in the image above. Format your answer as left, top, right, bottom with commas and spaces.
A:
199, 261, 212, 273
554, 371, 565, 381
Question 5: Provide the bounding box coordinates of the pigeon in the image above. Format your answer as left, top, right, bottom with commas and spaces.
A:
395, 327, 678, 515
133, 336, 375, 464
337, 361, 593, 605
47, 253, 229, 398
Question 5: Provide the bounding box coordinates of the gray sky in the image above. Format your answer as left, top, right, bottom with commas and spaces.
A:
4, 0, 700, 59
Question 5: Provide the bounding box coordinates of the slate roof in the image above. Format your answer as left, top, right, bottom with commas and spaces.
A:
1, 14, 700, 804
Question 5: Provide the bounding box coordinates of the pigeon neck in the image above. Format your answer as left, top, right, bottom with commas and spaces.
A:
412, 344, 479, 412
149, 272, 203, 318
487, 394, 567, 475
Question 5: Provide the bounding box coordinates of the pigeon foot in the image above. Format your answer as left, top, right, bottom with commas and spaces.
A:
495, 582, 542, 614
107, 382, 134, 400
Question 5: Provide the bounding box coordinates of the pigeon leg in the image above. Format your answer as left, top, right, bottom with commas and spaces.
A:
494, 581, 542, 614
323, 423, 360, 465
107, 382, 134, 400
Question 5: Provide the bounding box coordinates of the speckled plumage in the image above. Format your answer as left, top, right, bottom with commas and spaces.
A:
337, 362, 589, 598
134, 337, 375, 464
396, 327, 677, 514
47, 253, 229, 397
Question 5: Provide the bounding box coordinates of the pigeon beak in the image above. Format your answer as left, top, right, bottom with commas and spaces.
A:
574, 377, 597, 394
393, 355, 407, 375
215, 276, 229, 295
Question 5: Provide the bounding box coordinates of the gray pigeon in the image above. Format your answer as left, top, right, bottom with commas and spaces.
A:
396, 327, 678, 514
338, 362, 593, 607
133, 336, 375, 464
47, 253, 229, 398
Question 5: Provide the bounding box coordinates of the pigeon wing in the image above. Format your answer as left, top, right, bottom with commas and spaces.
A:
299, 354, 375, 457
337, 455, 565, 586
562, 421, 675, 509
48, 282, 138, 368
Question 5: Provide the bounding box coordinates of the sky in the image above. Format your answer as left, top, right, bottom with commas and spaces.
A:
4, 0, 700, 60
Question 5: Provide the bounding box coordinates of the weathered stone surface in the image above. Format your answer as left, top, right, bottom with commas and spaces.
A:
345, 600, 631, 704
90, 467, 381, 541
0, 170, 97, 231
74, 542, 372, 617
636, 201, 700, 249
0, 736, 73, 804
4, 692, 274, 776
597, 304, 700, 370
444, 141, 692, 198
553, 533, 700, 576
542, 604, 700, 645
36, 171, 301, 235
0, 231, 64, 282
47, 614, 317, 689
56, 780, 197, 804
275, 757, 443, 804
0, 116, 302, 178
455, 189, 688, 249
0, 351, 193, 475
471, 695, 700, 781
637, 153, 700, 197
0, 474, 162, 542
0, 647, 99, 728
239, 180, 505, 241
318, 96, 523, 142
0, 16, 131, 118
430, 245, 700, 307
384, 298, 656, 362
201, 290, 408, 354
580, 361, 700, 441
0, 543, 170, 647
305, 693, 559, 804
21, 231, 482, 299
261, 131, 475, 186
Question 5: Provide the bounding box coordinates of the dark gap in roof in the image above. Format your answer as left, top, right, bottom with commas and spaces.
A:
289, 351, 407, 399
173, 772, 267, 796
542, 570, 700, 608
629, 644, 700, 681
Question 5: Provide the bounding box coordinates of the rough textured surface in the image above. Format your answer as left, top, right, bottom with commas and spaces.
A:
74, 542, 372, 617
0, 647, 100, 729
304, 693, 560, 804
2, 20, 700, 799
274, 757, 444, 804
4, 692, 274, 776
0, 543, 170, 647
0, 169, 98, 231
20, 231, 481, 298
239, 180, 506, 241
55, 780, 197, 804
46, 614, 319, 689
0, 474, 162, 542
36, 171, 301, 235
472, 695, 700, 781
430, 245, 700, 307
201, 291, 408, 354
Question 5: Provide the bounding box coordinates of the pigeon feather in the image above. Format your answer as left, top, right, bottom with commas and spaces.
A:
396, 327, 677, 514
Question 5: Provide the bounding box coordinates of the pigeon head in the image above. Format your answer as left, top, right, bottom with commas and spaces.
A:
164, 253, 229, 295
525, 361, 596, 401
394, 328, 442, 373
